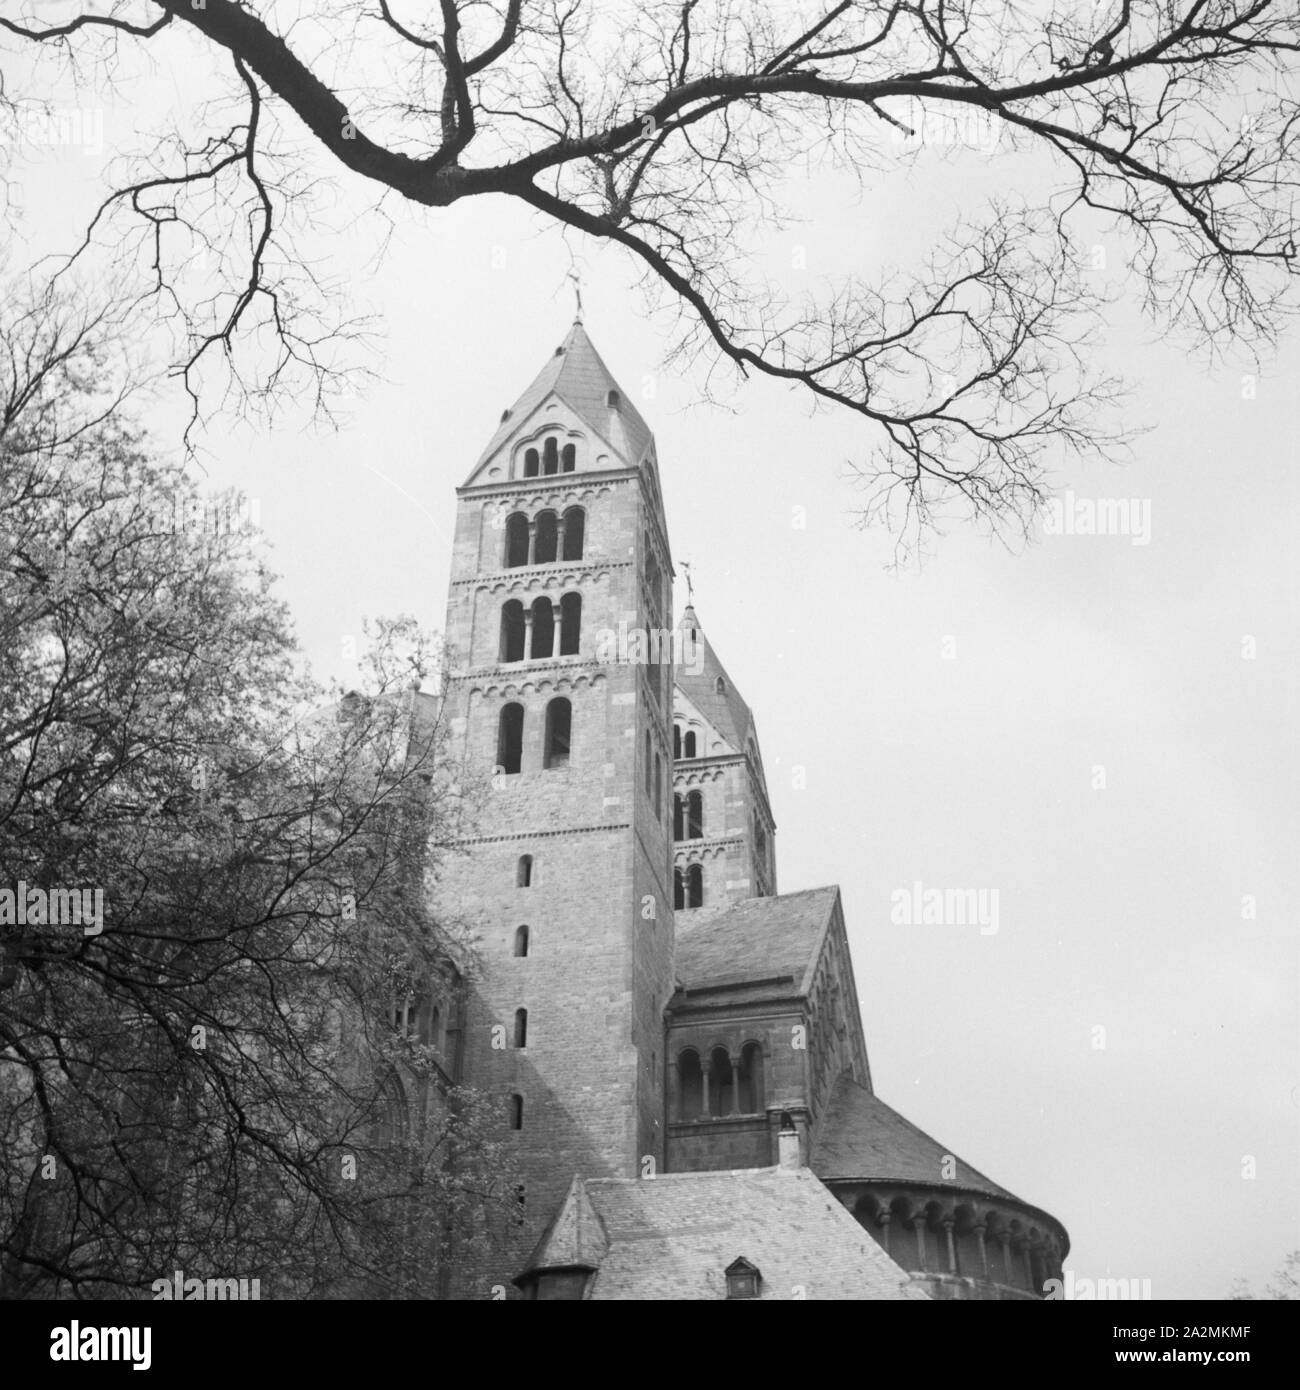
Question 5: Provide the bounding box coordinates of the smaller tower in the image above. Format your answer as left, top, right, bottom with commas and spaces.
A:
671, 604, 775, 911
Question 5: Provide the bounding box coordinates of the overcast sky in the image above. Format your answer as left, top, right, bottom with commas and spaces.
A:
6, 29, 1298, 1300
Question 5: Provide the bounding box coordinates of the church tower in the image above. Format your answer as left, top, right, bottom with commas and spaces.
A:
436, 321, 676, 1294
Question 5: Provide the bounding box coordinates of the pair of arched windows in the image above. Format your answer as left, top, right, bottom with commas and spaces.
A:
504, 507, 585, 567
496, 697, 572, 774
673, 792, 704, 841
674, 864, 703, 909
673, 725, 698, 760
676, 1044, 764, 1119
500, 594, 582, 662
522, 438, 576, 477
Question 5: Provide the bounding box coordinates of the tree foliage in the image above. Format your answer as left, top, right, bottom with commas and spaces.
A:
0, 282, 513, 1298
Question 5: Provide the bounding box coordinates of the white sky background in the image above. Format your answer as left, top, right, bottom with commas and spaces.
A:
4, 14, 1298, 1300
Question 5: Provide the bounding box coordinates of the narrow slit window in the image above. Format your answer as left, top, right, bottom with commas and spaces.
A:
514, 925, 530, 957
517, 854, 533, 887
514, 1008, 528, 1048
510, 1093, 524, 1130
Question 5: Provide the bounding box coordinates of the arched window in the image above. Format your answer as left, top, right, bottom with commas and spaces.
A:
686, 863, 703, 908
514, 925, 530, 957
737, 1042, 763, 1113
523, 448, 539, 478
561, 443, 576, 472
504, 512, 530, 568
543, 697, 571, 769
561, 506, 585, 560
500, 600, 526, 663
654, 751, 663, 818
686, 790, 704, 839
543, 437, 559, 475
559, 592, 581, 655
513, 1008, 528, 1048
517, 854, 533, 887
708, 1048, 733, 1117
673, 867, 684, 910
496, 703, 524, 775
510, 1093, 524, 1130
683, 730, 697, 758
673, 794, 685, 841
389, 993, 423, 1041
530, 596, 555, 659
678, 1049, 703, 1120
715, 676, 726, 694
376, 1072, 408, 1146
533, 510, 558, 565
607, 389, 621, 409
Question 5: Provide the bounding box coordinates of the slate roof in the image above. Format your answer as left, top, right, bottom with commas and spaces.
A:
518, 1166, 928, 1301
811, 1073, 1020, 1202
473, 321, 654, 472
672, 886, 839, 1002
675, 603, 757, 757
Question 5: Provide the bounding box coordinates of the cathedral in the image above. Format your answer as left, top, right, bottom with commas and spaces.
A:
429, 319, 1069, 1300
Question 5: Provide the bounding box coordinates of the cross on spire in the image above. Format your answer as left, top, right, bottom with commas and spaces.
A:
567, 270, 584, 323
680, 560, 695, 603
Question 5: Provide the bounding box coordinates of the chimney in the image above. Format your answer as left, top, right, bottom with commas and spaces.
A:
778, 1120, 802, 1171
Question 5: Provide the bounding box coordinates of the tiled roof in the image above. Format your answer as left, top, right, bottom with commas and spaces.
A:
672, 886, 840, 999
473, 321, 654, 471
811, 1073, 1020, 1201
519, 1166, 928, 1300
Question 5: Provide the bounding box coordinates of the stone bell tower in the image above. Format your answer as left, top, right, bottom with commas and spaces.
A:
436, 320, 676, 1295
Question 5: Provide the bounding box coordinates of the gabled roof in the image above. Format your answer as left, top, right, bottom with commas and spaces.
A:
672, 886, 840, 1003
517, 1167, 928, 1300
472, 321, 654, 473
674, 603, 758, 759
811, 1074, 1020, 1202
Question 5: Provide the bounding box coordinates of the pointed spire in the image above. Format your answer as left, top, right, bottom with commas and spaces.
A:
470, 321, 654, 475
